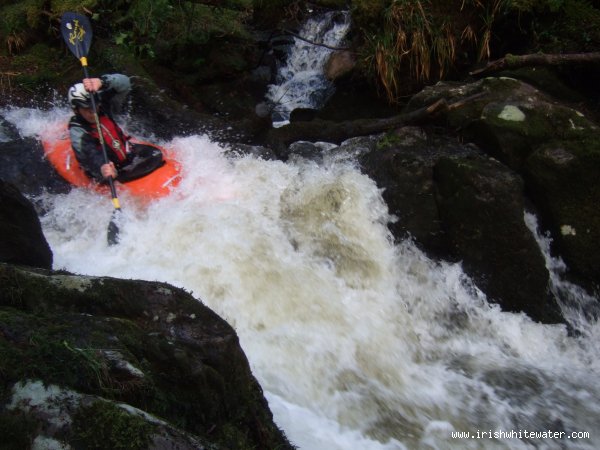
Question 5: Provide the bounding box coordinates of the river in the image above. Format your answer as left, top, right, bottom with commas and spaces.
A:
1, 103, 599, 449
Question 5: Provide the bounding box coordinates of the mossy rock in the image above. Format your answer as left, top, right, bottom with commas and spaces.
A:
72, 400, 157, 449
0, 263, 294, 450
525, 138, 600, 292
4, 380, 210, 449
389, 76, 600, 298
434, 154, 563, 323
447, 77, 599, 171
498, 66, 587, 104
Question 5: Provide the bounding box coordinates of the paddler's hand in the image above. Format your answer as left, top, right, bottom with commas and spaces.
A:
83, 77, 102, 93
101, 162, 117, 179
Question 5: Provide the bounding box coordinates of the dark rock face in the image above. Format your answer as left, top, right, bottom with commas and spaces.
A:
0, 135, 70, 197
434, 155, 562, 323
405, 76, 600, 296
357, 127, 563, 323
0, 180, 52, 269
359, 127, 469, 258
126, 70, 273, 147
0, 262, 294, 450
525, 140, 600, 292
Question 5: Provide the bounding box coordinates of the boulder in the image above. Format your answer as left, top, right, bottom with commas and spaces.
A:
358, 126, 563, 323
324, 50, 356, 81
407, 77, 600, 294
359, 127, 457, 258
525, 139, 600, 291
0, 132, 70, 197
0, 180, 52, 269
434, 155, 562, 323
0, 262, 294, 450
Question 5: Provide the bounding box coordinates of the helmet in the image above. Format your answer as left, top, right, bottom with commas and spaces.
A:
68, 83, 94, 110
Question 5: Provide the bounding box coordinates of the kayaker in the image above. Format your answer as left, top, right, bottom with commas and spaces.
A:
68, 73, 164, 182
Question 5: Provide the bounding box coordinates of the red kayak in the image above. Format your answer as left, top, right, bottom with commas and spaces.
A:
41, 125, 182, 199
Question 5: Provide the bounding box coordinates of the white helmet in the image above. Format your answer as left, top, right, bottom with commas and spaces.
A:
68, 83, 93, 110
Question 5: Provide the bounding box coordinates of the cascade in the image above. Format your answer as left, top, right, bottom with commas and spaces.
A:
266, 10, 351, 127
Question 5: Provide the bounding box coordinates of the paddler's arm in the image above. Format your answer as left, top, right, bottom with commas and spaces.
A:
69, 118, 112, 183
97, 74, 132, 117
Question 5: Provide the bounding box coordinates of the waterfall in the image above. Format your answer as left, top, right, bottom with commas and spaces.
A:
2, 107, 599, 449
266, 11, 351, 127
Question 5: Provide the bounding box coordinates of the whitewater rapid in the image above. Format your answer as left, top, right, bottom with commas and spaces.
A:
3, 106, 599, 449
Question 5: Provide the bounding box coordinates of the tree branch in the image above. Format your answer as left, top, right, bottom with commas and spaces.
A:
281, 29, 352, 52
470, 52, 600, 77
265, 98, 449, 156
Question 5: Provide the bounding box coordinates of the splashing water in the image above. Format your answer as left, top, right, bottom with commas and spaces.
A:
3, 106, 600, 450
525, 212, 600, 340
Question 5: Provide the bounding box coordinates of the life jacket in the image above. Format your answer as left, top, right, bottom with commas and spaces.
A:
89, 115, 129, 164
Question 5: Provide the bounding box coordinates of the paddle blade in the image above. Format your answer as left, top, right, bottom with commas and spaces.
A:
60, 12, 93, 59
107, 210, 120, 246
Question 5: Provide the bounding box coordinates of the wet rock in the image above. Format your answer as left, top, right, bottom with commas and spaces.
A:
359, 127, 457, 258
5, 380, 209, 449
434, 154, 562, 323
407, 77, 600, 295
0, 132, 70, 196
0, 263, 294, 450
0, 180, 52, 269
359, 126, 563, 323
526, 139, 600, 292
324, 50, 356, 81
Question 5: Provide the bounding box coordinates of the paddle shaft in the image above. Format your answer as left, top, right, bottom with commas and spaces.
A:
79, 60, 121, 210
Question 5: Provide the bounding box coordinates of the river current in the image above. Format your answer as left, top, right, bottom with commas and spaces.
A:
2, 103, 599, 449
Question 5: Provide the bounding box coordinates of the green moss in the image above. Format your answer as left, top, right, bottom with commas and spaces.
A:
0, 309, 113, 394
6, 43, 64, 92
505, 53, 519, 64
0, 3, 27, 39
0, 0, 45, 35
0, 265, 293, 449
501, 67, 586, 103
71, 401, 156, 450
376, 132, 406, 150
481, 90, 596, 151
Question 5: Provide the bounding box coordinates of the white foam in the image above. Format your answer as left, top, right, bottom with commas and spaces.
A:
4, 106, 599, 449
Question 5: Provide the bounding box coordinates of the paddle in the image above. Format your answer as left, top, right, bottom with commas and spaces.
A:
60, 12, 121, 245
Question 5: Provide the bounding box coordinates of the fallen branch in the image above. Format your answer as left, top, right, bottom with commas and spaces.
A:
470, 52, 600, 77
266, 98, 449, 156
281, 28, 352, 52
446, 92, 488, 111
